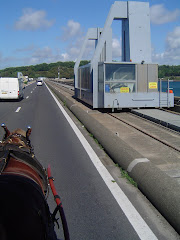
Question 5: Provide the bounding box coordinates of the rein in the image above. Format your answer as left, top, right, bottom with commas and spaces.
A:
0, 150, 9, 174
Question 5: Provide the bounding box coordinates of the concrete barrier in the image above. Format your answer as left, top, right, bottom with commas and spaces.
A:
47, 81, 180, 234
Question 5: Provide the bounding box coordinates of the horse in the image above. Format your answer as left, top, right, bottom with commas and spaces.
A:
0, 124, 69, 240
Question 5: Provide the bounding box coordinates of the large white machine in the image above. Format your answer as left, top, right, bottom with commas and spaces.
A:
74, 1, 174, 109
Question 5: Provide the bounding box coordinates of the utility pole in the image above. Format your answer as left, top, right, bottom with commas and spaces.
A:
58, 66, 60, 80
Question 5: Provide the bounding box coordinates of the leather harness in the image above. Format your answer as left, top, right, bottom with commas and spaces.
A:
0, 137, 48, 196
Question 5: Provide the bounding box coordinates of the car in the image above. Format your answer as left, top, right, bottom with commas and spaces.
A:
37, 80, 43, 86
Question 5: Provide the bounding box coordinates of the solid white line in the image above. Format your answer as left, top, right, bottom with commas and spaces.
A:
45, 83, 158, 240
15, 107, 21, 113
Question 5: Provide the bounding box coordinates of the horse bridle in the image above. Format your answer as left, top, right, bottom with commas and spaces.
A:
0, 124, 48, 194
1, 124, 32, 149
0, 124, 33, 174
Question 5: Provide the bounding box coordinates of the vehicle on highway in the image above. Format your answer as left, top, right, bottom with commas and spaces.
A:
37, 80, 43, 86
37, 76, 45, 86
0, 77, 24, 100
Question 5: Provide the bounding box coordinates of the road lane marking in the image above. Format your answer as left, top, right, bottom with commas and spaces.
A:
31, 91, 33, 93
46, 83, 158, 240
26, 96, 29, 99
15, 107, 21, 112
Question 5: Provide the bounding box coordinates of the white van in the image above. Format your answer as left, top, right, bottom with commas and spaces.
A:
0, 77, 24, 100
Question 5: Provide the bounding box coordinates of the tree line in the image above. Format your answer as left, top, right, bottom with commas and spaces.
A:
0, 61, 89, 79
158, 65, 180, 80
0, 62, 179, 79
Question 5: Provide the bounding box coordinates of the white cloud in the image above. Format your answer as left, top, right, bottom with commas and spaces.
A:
150, 4, 180, 24
67, 37, 95, 61
152, 27, 180, 65
27, 46, 60, 64
62, 20, 82, 41
14, 8, 54, 31
0, 52, 18, 70
26, 46, 74, 65
60, 20, 94, 60
15, 44, 36, 53
61, 19, 122, 62
166, 26, 180, 49
112, 38, 121, 59
32, 46, 53, 59
0, 45, 70, 69
0, 37, 121, 68
61, 37, 122, 62
68, 47, 80, 57
61, 53, 70, 61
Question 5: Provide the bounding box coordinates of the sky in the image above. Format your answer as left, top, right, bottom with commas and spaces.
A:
0, 0, 180, 69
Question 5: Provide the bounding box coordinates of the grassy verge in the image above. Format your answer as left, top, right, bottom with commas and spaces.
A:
89, 133, 104, 150
88, 135, 137, 188
117, 164, 137, 187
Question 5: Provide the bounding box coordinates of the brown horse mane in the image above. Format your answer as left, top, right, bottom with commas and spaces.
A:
12, 128, 26, 137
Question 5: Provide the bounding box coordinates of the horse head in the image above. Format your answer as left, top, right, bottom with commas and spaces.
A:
1, 124, 32, 150
0, 124, 48, 195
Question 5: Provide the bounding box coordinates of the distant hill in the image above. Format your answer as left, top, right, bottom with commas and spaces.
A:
0, 61, 89, 79
0, 61, 179, 80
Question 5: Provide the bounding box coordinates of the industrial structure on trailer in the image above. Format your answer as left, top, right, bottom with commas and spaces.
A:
74, 1, 174, 110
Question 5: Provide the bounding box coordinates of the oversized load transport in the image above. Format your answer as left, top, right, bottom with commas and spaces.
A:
0, 77, 24, 100
74, 1, 174, 109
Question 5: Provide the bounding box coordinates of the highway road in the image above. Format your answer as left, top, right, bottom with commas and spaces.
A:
0, 82, 179, 240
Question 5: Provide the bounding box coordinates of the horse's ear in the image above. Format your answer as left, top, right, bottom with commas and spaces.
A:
1, 123, 10, 139
26, 126, 32, 139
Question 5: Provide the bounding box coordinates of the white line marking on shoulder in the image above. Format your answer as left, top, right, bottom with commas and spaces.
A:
45, 83, 157, 240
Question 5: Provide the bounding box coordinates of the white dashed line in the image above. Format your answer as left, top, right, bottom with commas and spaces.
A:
26, 96, 29, 99
15, 107, 21, 112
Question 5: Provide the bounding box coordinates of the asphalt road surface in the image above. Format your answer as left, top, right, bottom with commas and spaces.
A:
0, 82, 179, 240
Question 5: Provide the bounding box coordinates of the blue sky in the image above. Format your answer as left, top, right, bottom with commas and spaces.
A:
0, 0, 180, 69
